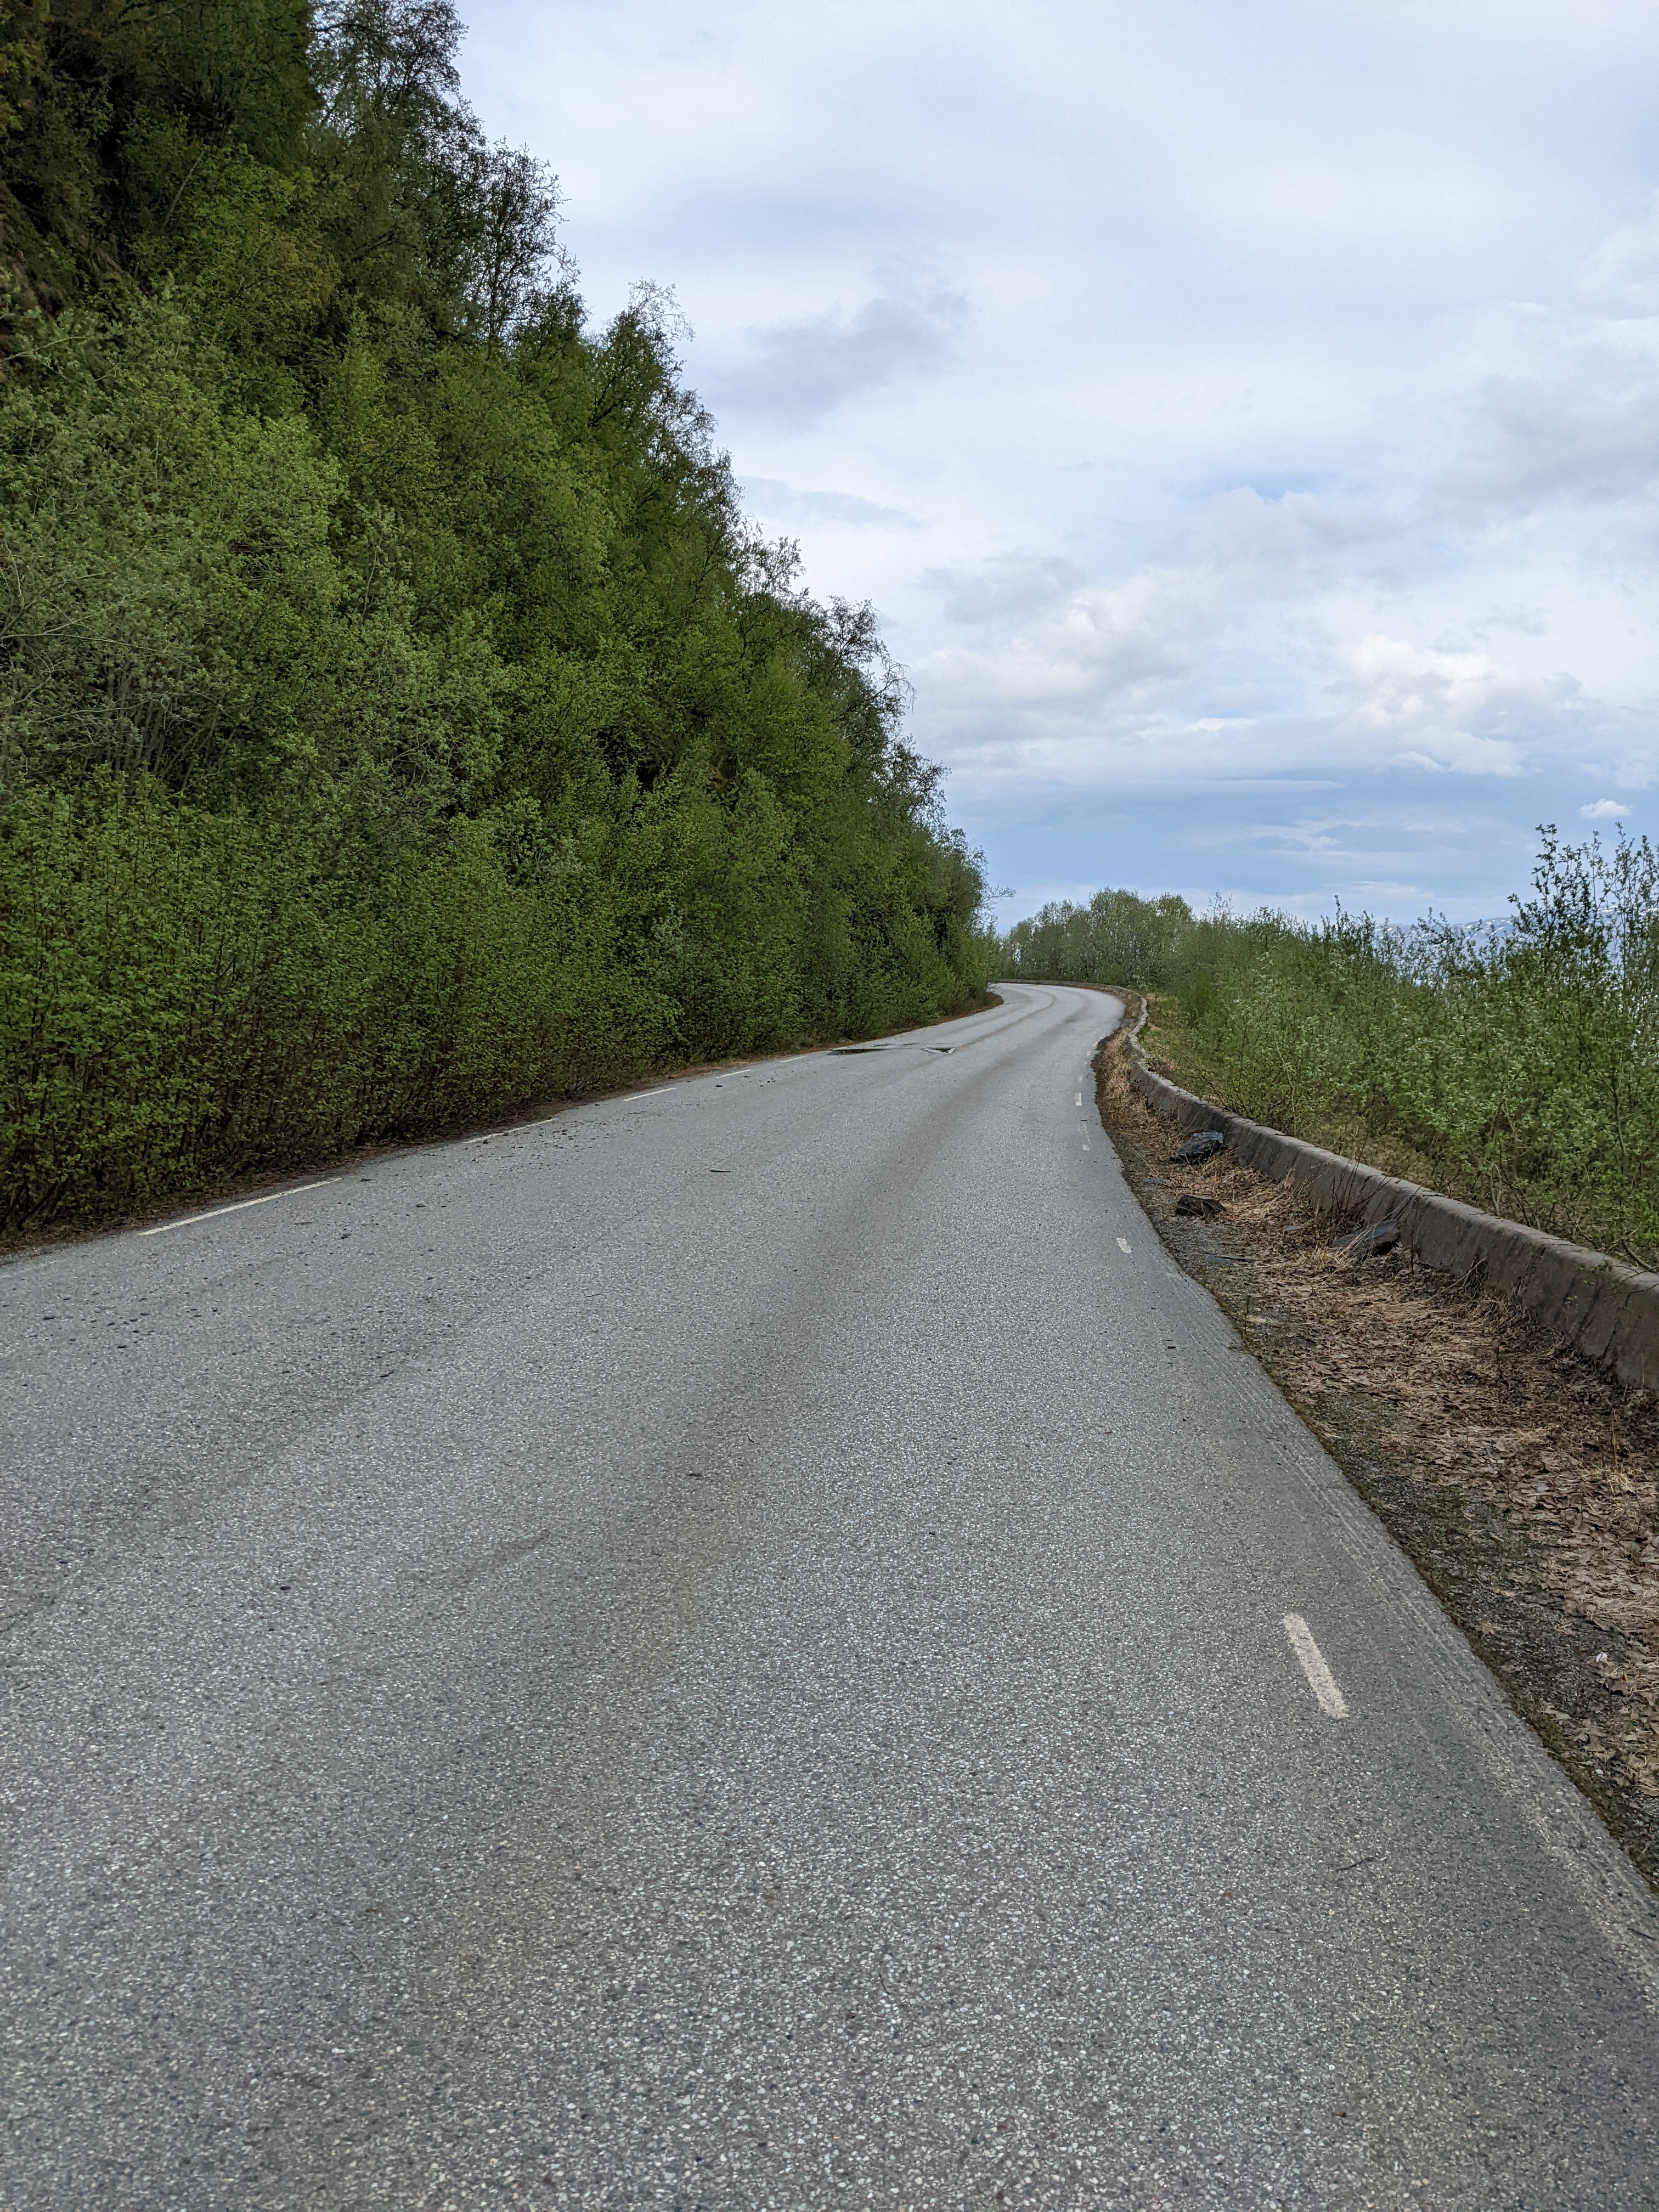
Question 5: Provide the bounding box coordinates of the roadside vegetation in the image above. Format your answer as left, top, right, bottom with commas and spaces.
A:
0, 1, 994, 1234
1005, 830, 1659, 1270
1093, 1019, 1659, 1878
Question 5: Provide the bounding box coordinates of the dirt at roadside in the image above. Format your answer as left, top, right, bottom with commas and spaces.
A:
1093, 1008, 1659, 1892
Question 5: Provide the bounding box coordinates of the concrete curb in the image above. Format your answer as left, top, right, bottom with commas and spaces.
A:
1116, 1000, 1659, 1393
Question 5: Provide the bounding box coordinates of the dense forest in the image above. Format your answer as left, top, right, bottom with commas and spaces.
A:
1005, 832, 1659, 1268
0, 0, 995, 1232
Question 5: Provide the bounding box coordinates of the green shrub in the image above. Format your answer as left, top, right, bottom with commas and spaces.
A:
1003, 834, 1659, 1268
0, 4, 996, 1232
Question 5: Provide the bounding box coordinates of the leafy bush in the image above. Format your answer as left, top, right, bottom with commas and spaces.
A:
1003, 833, 1659, 1267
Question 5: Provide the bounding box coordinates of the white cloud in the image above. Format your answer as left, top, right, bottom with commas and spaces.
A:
713, 275, 969, 425
463, 0, 1659, 918
742, 478, 917, 531
1435, 363, 1659, 522
1177, 487, 1401, 585
922, 555, 1088, 628
1582, 796, 1632, 817
1333, 634, 1577, 778
1579, 189, 1659, 314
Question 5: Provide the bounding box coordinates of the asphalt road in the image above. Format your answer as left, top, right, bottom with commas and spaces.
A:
5, 981, 1659, 2211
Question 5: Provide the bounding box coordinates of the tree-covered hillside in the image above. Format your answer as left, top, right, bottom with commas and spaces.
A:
0, 0, 994, 1231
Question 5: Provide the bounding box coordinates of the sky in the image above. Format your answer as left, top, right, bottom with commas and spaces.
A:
458, 0, 1659, 926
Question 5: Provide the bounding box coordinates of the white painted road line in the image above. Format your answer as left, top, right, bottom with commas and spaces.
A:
1116, 1236, 1132, 1254
471, 1088, 673, 1144
1076, 1092, 1082, 1106
137, 1180, 340, 1237
470, 1115, 560, 1143
1283, 1613, 1349, 1718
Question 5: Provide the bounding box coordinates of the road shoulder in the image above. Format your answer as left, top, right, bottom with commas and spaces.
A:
1093, 1010, 1659, 1893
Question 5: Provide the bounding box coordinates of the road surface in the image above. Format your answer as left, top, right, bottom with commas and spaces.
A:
4, 982, 1658, 2209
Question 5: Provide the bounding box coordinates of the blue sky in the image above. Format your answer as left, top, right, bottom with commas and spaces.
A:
459, 0, 1659, 926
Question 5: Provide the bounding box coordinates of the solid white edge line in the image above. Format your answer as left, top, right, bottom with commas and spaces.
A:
467, 1086, 678, 1144
137, 1179, 339, 1237
469, 1114, 561, 1142
1283, 1613, 1349, 1718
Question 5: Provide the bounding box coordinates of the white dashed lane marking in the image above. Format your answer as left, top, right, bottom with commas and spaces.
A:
1284, 1613, 1350, 1718
137, 1181, 340, 1237
470, 1115, 562, 1143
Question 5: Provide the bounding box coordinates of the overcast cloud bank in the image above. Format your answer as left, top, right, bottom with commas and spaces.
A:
465, 0, 1659, 921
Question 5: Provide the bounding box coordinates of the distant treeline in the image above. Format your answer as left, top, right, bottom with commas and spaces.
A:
0, 1, 994, 1232
1005, 832, 1659, 1267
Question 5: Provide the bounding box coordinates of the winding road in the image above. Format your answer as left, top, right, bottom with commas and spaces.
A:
4, 981, 1658, 2208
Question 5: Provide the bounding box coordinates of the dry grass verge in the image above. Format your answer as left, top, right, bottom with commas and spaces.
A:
1096, 1008, 1659, 1888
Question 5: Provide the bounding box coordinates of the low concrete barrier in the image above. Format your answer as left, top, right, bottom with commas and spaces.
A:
1117, 1001, 1659, 1393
